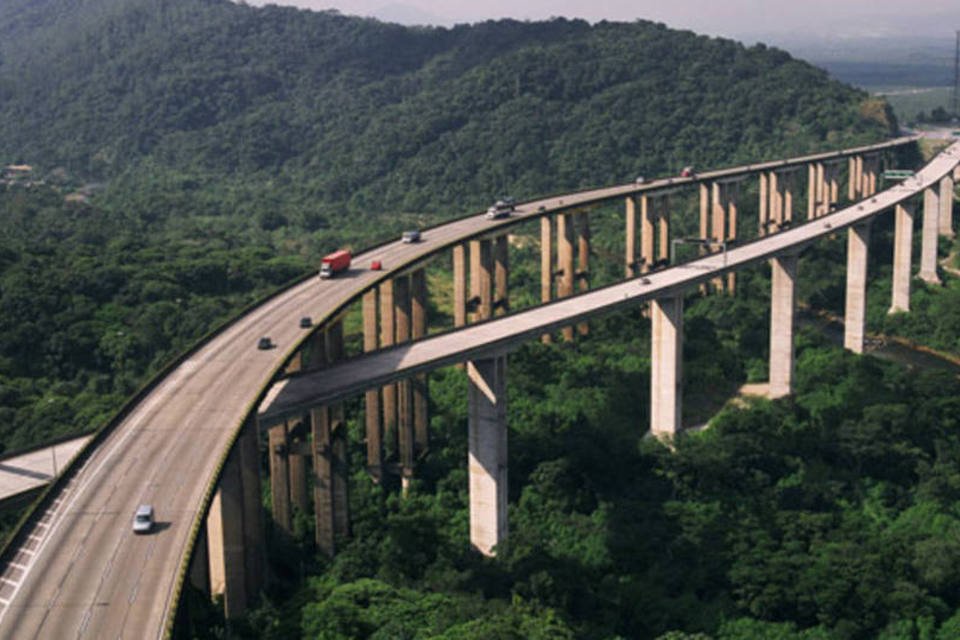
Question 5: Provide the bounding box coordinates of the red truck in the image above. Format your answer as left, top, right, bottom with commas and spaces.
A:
319, 249, 351, 279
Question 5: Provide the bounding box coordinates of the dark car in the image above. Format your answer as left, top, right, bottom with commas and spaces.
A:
299, 317, 312, 328
257, 336, 273, 350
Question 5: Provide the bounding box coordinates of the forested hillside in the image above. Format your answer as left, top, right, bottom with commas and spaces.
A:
0, 0, 893, 221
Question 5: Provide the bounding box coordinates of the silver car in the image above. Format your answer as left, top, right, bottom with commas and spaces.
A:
133, 504, 154, 534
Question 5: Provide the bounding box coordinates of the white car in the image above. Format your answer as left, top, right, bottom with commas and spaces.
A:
133, 504, 154, 534
485, 197, 515, 220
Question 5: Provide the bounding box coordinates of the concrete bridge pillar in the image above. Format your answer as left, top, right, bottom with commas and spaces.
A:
920, 186, 942, 285
411, 269, 429, 457
650, 295, 683, 438
658, 196, 672, 265
576, 213, 590, 336
844, 222, 871, 354
453, 244, 467, 328
940, 174, 955, 237
494, 235, 509, 316
311, 405, 350, 557
557, 213, 575, 341
643, 195, 657, 273
541, 216, 554, 343
471, 238, 494, 322
890, 201, 915, 313
467, 356, 508, 556
769, 254, 798, 399
394, 275, 415, 489
288, 420, 309, 516
759, 173, 769, 236
363, 289, 382, 481
625, 196, 638, 277
380, 279, 397, 460
268, 422, 291, 534
849, 155, 863, 201
206, 418, 264, 618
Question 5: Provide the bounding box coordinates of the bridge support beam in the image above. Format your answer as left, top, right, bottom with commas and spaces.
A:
411, 269, 429, 457
769, 254, 798, 399
206, 418, 263, 618
453, 244, 467, 328
844, 223, 870, 354
643, 195, 657, 274
577, 213, 590, 336
941, 174, 955, 238
395, 276, 415, 490
467, 355, 508, 556
268, 423, 291, 535
849, 155, 862, 201
380, 279, 397, 460
625, 196, 638, 277
890, 202, 915, 313
557, 213, 575, 341
920, 186, 942, 285
650, 295, 683, 438
363, 289, 382, 481
471, 238, 494, 322
311, 405, 350, 557
494, 235, 509, 316
288, 420, 309, 516
541, 216, 554, 343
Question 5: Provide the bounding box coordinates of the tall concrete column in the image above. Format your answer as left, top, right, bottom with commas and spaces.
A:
807, 163, 817, 219
868, 156, 878, 195
471, 238, 494, 321
311, 405, 350, 556
467, 356, 508, 556
699, 184, 710, 248
829, 162, 840, 206
395, 275, 414, 489
940, 174, 955, 237
844, 223, 870, 354
206, 449, 246, 617
920, 186, 942, 285
890, 202, 914, 314
625, 196, 638, 277
190, 527, 210, 594
288, 422, 309, 516
557, 213, 575, 341
453, 244, 467, 328
362, 289, 382, 481
380, 279, 397, 458
311, 406, 334, 556
205, 420, 262, 619
541, 216, 553, 343
711, 183, 726, 291
642, 195, 656, 273
848, 157, 857, 201
268, 423, 291, 535
411, 269, 429, 456
726, 184, 738, 293
782, 171, 794, 225
577, 213, 590, 336
769, 254, 798, 399
770, 171, 783, 231
650, 295, 683, 438
658, 197, 671, 263
494, 235, 509, 316
239, 418, 265, 601
759, 172, 769, 236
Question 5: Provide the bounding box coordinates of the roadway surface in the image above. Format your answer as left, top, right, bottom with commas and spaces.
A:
0, 136, 922, 639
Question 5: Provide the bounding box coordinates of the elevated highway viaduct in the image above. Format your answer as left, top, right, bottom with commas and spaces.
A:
0, 136, 956, 638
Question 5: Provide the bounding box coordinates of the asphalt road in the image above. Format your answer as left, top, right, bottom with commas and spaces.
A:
0, 136, 920, 639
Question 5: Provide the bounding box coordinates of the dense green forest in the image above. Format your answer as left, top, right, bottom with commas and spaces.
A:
3, 0, 960, 639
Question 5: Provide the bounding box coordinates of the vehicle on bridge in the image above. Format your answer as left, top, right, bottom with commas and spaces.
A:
319, 249, 351, 278
680, 166, 695, 177
486, 197, 515, 219
402, 229, 421, 243
132, 504, 154, 534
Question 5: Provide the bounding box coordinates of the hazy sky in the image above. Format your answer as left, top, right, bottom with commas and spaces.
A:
246, 0, 960, 41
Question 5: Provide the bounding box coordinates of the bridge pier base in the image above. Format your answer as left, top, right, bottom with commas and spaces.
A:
467, 356, 508, 556
844, 223, 870, 354
920, 187, 942, 285
769, 254, 797, 399
941, 174, 955, 238
650, 295, 683, 438
890, 202, 914, 313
